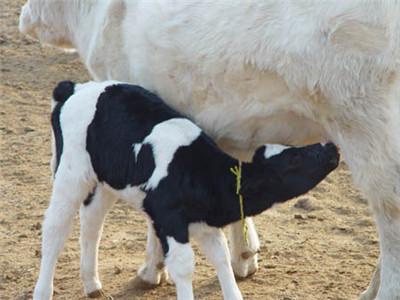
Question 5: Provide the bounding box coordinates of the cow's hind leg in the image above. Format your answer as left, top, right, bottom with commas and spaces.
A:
360, 259, 380, 300
33, 171, 94, 300
327, 93, 400, 299
79, 186, 117, 298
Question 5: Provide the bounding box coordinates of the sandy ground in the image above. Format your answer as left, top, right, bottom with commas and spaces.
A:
0, 1, 380, 299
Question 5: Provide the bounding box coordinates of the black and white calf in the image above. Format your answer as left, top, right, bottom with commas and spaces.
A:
34, 80, 339, 300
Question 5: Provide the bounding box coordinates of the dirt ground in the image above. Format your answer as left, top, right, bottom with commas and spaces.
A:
0, 1, 380, 299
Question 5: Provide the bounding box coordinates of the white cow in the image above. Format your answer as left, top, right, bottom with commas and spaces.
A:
19, 1, 400, 299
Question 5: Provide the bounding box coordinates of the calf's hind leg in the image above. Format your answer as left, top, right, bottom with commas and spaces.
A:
33, 170, 94, 300
79, 186, 117, 297
192, 225, 243, 300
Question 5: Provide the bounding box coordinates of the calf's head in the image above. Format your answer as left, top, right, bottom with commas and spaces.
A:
242, 143, 339, 204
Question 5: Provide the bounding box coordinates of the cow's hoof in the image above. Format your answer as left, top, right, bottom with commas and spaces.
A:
359, 288, 379, 300
234, 267, 257, 281
232, 251, 259, 280
87, 289, 113, 299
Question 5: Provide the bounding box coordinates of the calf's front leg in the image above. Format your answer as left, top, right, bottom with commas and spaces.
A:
192, 225, 243, 300
164, 237, 195, 300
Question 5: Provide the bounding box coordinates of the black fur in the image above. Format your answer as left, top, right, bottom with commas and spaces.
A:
53, 80, 75, 103
83, 189, 95, 206
51, 101, 65, 174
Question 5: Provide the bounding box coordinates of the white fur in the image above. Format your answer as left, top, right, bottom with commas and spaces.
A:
133, 143, 142, 161
229, 218, 260, 278
165, 237, 195, 300
143, 118, 201, 190
264, 144, 290, 159
190, 223, 243, 300
79, 186, 117, 294
21, 1, 400, 298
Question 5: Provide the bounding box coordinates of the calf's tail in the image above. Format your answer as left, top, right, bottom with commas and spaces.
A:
53, 80, 75, 103
51, 80, 75, 175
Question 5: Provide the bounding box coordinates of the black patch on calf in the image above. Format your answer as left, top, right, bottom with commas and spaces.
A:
83, 188, 96, 206
134, 144, 156, 184
51, 101, 65, 174
86, 84, 182, 190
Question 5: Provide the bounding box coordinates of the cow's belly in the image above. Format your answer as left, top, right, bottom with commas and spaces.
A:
215, 112, 326, 160
129, 62, 326, 159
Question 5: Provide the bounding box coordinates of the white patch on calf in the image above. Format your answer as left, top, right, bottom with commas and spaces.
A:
144, 118, 201, 190
264, 144, 290, 159
189, 223, 243, 300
